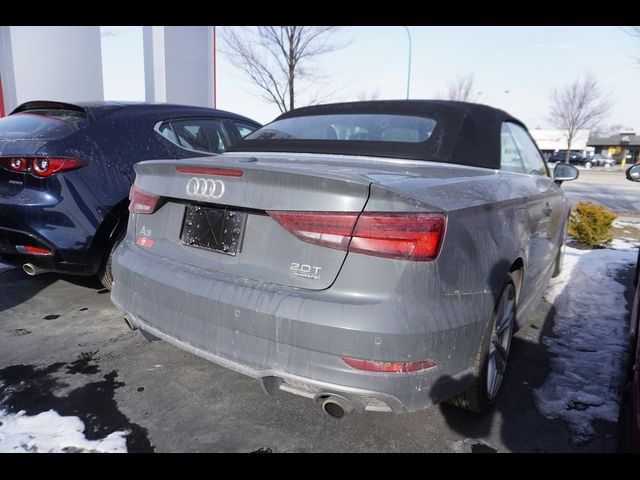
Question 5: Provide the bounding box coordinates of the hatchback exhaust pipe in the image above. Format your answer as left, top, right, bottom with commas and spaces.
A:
320, 395, 354, 420
22, 263, 48, 276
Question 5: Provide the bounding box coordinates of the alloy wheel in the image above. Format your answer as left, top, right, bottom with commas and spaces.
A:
486, 283, 516, 400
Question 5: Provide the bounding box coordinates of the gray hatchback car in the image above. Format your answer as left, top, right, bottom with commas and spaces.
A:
111, 100, 578, 418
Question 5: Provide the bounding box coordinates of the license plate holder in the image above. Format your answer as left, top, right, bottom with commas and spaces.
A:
181, 205, 246, 256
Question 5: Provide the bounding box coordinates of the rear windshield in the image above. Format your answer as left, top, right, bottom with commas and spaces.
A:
246, 114, 437, 143
0, 110, 87, 139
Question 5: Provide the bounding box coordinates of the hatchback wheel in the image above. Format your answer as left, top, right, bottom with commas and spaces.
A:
98, 225, 126, 290
448, 275, 516, 412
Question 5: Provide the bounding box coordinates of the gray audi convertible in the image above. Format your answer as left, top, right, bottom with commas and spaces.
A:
111, 100, 578, 418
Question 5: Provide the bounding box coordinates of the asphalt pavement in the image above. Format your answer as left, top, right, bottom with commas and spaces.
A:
559, 166, 640, 212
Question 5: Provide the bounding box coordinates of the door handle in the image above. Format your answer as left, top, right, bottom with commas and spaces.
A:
543, 206, 553, 216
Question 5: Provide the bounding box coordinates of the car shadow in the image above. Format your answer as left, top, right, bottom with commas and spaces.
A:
0, 268, 104, 314
431, 248, 636, 452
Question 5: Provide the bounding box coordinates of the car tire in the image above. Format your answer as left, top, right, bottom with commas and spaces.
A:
634, 247, 640, 287
97, 225, 126, 291
552, 216, 569, 278
616, 381, 637, 452
447, 274, 517, 412
552, 242, 566, 278
584, 161, 592, 169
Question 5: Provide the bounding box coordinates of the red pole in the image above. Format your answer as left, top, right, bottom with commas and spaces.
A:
0, 73, 5, 117
212, 26, 217, 109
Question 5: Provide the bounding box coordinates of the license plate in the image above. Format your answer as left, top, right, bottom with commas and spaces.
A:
181, 205, 246, 256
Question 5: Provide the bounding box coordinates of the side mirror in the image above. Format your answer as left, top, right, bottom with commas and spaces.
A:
554, 163, 579, 184
626, 164, 640, 182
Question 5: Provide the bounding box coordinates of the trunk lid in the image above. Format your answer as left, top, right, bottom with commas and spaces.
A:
131, 155, 373, 290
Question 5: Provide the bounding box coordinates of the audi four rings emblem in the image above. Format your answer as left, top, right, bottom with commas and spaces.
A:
186, 177, 225, 199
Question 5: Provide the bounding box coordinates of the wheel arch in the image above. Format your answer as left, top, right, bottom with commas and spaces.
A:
88, 197, 130, 271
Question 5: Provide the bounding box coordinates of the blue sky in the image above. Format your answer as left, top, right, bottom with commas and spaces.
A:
101, 26, 640, 131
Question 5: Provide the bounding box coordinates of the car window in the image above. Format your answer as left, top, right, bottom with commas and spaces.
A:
157, 119, 229, 154
0, 111, 88, 140
158, 122, 178, 144
234, 121, 259, 138
500, 124, 527, 173
507, 123, 548, 176
246, 114, 437, 143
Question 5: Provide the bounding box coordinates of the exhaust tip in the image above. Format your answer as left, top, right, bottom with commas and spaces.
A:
22, 263, 46, 276
123, 315, 137, 331
320, 395, 354, 420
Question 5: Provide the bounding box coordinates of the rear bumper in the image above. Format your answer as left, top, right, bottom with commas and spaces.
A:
112, 239, 494, 413
0, 194, 100, 275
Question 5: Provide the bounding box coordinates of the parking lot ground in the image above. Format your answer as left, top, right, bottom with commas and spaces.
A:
561, 167, 640, 212
0, 262, 631, 452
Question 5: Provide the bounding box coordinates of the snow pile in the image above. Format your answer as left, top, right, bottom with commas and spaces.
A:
534, 245, 636, 445
609, 238, 639, 251
0, 409, 128, 453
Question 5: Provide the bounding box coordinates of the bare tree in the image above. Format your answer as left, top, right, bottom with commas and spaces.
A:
221, 26, 346, 113
626, 26, 640, 64
548, 73, 612, 163
436, 73, 485, 102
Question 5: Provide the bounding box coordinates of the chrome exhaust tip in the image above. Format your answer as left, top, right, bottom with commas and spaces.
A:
22, 263, 48, 276
320, 395, 354, 420
123, 315, 137, 331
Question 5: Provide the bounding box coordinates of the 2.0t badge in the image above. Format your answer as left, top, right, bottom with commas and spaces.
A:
290, 262, 322, 280
186, 177, 225, 199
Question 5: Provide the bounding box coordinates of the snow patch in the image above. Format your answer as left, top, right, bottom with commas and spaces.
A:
0, 409, 128, 453
535, 245, 635, 445
613, 219, 640, 229
609, 238, 640, 251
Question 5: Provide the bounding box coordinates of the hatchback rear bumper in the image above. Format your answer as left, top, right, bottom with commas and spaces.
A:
0, 192, 101, 275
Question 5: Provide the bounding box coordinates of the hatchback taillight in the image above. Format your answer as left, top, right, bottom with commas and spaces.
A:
128, 185, 161, 214
268, 211, 446, 261
0, 156, 88, 177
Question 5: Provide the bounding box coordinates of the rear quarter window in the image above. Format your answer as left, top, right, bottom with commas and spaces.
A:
156, 118, 230, 154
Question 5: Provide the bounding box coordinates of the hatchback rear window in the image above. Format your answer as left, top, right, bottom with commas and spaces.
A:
246, 114, 437, 143
0, 110, 87, 139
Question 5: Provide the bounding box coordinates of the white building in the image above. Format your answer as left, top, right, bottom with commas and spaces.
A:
0, 26, 105, 114
529, 129, 592, 156
143, 26, 213, 108
0, 26, 214, 116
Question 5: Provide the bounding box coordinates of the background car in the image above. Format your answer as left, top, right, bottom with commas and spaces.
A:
583, 153, 615, 168
548, 150, 587, 165
618, 164, 640, 452
0, 100, 260, 289
111, 100, 578, 418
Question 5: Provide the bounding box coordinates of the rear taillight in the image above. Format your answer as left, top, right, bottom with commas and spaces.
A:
15, 245, 52, 255
341, 356, 437, 373
350, 213, 446, 261
267, 212, 359, 250
0, 156, 88, 177
268, 211, 446, 261
128, 184, 161, 214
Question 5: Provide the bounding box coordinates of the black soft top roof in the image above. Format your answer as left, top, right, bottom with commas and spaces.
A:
227, 100, 527, 170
